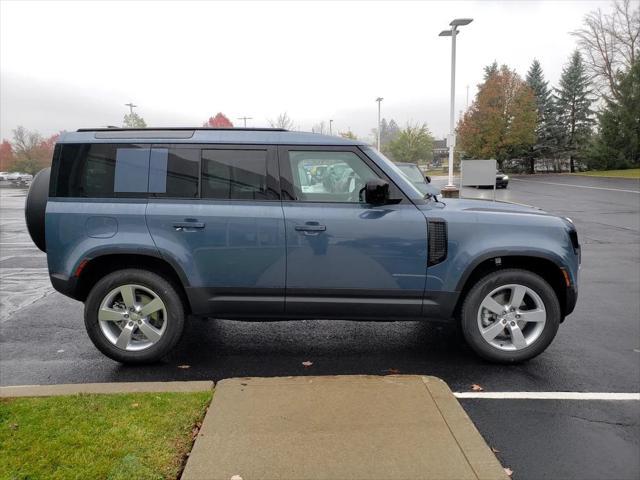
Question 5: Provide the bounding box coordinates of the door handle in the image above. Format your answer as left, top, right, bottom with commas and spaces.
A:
295, 224, 326, 232
173, 221, 205, 231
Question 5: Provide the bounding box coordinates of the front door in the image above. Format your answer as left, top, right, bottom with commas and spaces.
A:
278, 146, 428, 319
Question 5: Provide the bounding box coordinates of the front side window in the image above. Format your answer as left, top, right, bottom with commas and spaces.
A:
286, 151, 378, 203
201, 149, 272, 200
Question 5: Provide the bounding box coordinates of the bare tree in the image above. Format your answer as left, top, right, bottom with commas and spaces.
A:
572, 0, 639, 99
268, 112, 296, 130
311, 121, 327, 135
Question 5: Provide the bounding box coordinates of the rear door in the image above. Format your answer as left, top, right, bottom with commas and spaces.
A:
145, 144, 286, 316
278, 146, 428, 319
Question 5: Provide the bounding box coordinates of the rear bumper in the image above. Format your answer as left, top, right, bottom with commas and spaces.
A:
50, 272, 81, 300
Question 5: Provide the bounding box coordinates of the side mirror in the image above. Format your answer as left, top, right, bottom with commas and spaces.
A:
362, 179, 390, 205
425, 175, 431, 183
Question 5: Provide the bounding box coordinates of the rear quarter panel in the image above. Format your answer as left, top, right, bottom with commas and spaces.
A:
45, 198, 158, 282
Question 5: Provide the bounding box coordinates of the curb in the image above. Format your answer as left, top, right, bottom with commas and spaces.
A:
0, 381, 214, 398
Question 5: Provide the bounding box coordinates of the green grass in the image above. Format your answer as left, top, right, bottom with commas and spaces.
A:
0, 391, 212, 480
575, 168, 640, 179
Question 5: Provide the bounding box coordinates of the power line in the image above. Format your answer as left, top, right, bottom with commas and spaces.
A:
238, 116, 253, 127
125, 102, 138, 114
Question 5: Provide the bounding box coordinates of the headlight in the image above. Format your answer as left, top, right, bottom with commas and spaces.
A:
503, 175, 509, 180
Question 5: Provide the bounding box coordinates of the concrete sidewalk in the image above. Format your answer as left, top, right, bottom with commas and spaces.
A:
0, 381, 213, 397
182, 375, 509, 480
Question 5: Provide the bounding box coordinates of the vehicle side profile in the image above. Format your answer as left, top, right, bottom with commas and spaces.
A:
25, 128, 579, 364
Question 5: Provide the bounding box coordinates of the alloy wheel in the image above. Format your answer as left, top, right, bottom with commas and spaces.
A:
97, 284, 167, 351
476, 283, 547, 351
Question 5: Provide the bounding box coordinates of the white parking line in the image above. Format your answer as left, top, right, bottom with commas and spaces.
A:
454, 392, 640, 400
512, 178, 640, 194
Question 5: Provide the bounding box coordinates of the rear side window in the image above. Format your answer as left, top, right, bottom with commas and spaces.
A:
201, 149, 272, 200
51, 144, 199, 198
53, 144, 149, 197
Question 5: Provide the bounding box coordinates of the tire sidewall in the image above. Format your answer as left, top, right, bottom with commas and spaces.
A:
461, 269, 561, 363
84, 269, 185, 363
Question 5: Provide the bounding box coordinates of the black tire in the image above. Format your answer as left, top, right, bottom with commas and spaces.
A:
460, 269, 560, 363
24, 167, 50, 252
84, 269, 185, 364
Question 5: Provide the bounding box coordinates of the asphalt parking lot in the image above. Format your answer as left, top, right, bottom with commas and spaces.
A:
1, 174, 639, 479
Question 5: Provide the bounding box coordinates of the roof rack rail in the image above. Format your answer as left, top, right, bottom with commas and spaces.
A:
76, 127, 287, 132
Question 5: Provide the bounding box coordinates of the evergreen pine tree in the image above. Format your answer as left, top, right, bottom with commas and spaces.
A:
555, 51, 595, 172
590, 60, 640, 169
483, 61, 498, 80
525, 59, 558, 173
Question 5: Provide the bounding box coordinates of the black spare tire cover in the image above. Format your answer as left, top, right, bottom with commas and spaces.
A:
25, 167, 50, 252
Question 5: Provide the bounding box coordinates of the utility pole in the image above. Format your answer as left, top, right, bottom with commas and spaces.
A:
125, 102, 137, 114
375, 97, 383, 150
329, 119, 333, 135
238, 116, 253, 127
439, 18, 473, 194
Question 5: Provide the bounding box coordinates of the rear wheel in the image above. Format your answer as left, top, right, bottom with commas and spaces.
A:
84, 269, 185, 363
460, 269, 560, 363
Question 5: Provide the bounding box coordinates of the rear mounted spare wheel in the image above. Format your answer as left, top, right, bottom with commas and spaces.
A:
25, 167, 50, 252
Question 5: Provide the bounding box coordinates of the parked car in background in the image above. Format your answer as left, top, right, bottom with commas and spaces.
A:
496, 172, 509, 188
395, 162, 440, 197
8, 172, 33, 183
25, 127, 579, 365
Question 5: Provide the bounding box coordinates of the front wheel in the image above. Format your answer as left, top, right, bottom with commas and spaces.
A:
84, 269, 185, 364
460, 269, 560, 363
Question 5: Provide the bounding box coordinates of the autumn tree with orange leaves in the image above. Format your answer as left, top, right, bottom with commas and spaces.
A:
457, 64, 537, 169
203, 113, 234, 128
0, 140, 15, 171
5, 127, 60, 175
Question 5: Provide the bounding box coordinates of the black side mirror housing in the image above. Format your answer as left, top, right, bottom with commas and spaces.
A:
363, 179, 390, 205
425, 175, 431, 183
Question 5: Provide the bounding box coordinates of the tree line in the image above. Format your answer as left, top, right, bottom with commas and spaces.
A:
458, 0, 638, 173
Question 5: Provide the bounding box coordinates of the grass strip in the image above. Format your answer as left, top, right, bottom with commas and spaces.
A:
574, 168, 640, 179
0, 390, 212, 480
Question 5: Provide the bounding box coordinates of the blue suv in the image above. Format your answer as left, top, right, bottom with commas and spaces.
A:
25, 128, 579, 364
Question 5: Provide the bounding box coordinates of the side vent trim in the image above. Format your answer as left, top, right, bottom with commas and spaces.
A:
427, 218, 448, 267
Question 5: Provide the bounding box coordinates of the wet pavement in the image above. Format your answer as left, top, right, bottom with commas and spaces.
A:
0, 188, 52, 321
1, 175, 639, 479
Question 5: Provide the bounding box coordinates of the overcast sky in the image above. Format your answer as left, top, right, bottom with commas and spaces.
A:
1, 0, 611, 142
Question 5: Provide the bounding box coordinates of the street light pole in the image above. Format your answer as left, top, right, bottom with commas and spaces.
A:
375, 97, 383, 150
447, 27, 457, 188
439, 18, 473, 191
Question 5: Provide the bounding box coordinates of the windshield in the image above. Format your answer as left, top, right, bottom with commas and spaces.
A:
396, 164, 426, 184
360, 146, 425, 200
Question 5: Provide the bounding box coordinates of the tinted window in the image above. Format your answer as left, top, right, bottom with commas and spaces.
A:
53, 144, 149, 197
201, 149, 270, 200
159, 148, 199, 198
114, 148, 150, 193
286, 151, 378, 202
